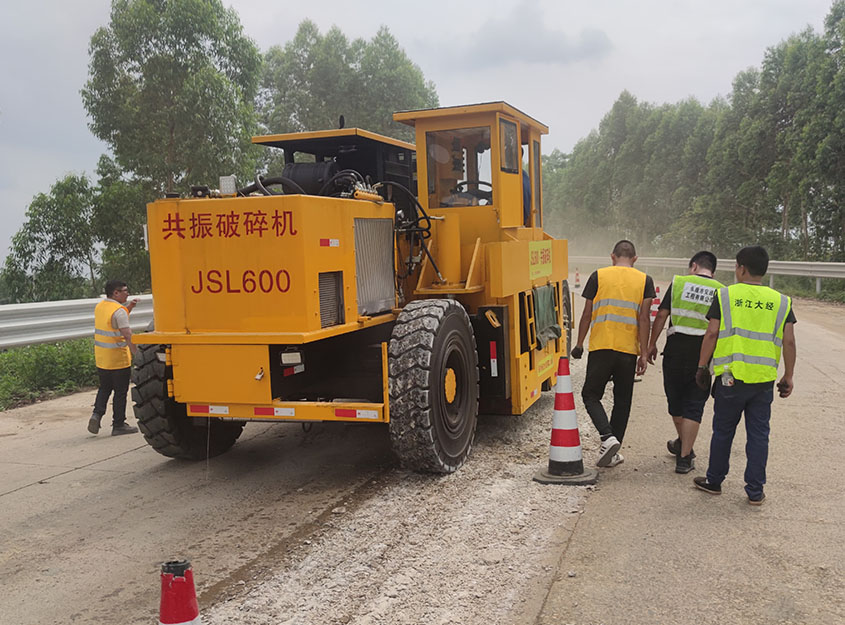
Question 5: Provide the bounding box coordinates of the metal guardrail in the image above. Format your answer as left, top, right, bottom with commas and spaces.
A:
2, 255, 842, 349
0, 295, 153, 350
570, 256, 845, 293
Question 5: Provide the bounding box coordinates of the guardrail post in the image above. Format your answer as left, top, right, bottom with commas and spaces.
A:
816, 277, 822, 294
769, 275, 774, 288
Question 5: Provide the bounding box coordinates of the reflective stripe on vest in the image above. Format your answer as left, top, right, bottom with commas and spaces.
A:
667, 274, 723, 337
712, 284, 790, 383
93, 300, 131, 369
589, 266, 647, 355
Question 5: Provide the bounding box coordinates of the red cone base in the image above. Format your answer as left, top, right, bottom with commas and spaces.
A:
159, 560, 201, 625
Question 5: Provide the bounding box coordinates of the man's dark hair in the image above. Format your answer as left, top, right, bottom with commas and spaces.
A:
689, 251, 717, 273
104, 279, 127, 297
736, 246, 769, 277
612, 239, 636, 258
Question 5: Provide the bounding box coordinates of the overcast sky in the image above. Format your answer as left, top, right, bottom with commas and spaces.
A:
0, 0, 835, 261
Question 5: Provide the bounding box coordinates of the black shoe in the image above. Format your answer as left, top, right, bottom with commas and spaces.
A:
693, 476, 721, 494
88, 413, 102, 434
111, 423, 139, 436
675, 453, 694, 474
667, 438, 695, 459
748, 493, 766, 506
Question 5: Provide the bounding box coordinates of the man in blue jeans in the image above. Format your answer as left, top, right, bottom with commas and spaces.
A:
693, 246, 796, 504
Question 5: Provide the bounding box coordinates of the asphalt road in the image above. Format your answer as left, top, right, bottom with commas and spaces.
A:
535, 295, 845, 625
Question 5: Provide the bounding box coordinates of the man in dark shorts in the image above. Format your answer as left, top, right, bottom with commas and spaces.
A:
647, 251, 723, 473
571, 240, 655, 467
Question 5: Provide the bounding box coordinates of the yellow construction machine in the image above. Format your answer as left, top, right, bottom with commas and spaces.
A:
132, 102, 571, 473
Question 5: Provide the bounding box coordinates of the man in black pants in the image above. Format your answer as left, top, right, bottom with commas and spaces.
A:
571, 241, 655, 467
89, 280, 140, 436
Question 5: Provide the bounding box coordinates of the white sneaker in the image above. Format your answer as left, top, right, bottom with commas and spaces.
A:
596, 436, 621, 467
606, 452, 624, 467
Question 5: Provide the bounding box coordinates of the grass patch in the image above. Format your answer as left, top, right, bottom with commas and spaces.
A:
0, 338, 98, 411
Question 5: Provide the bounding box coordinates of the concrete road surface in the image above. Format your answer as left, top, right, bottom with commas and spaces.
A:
0, 398, 395, 624
536, 296, 845, 625
1, 293, 843, 625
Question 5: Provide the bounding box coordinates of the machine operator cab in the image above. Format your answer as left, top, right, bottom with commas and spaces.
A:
394, 101, 547, 230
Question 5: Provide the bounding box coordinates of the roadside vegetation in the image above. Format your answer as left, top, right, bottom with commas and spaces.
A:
544, 2, 845, 269
0, 339, 97, 411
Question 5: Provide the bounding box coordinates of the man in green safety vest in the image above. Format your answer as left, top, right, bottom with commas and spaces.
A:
693, 246, 796, 505
647, 251, 723, 474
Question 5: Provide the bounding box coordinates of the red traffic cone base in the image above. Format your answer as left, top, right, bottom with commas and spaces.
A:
159, 560, 201, 625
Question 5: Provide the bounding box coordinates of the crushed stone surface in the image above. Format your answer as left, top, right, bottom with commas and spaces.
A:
206, 366, 599, 625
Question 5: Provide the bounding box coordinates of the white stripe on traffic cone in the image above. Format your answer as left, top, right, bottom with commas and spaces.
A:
650, 285, 662, 322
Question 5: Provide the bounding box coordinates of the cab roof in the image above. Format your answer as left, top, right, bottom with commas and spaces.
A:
252, 128, 416, 153
393, 101, 549, 135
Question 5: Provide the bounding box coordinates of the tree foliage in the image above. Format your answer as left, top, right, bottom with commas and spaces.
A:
260, 21, 439, 142
82, 0, 263, 193
544, 1, 845, 262
1, 175, 99, 303
0, 166, 155, 304
93, 156, 155, 291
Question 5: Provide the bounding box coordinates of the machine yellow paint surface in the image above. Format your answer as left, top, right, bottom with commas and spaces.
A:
139, 195, 395, 342
139, 103, 571, 431
171, 344, 270, 404
395, 102, 569, 415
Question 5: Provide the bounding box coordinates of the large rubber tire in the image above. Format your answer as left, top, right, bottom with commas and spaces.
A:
131, 343, 244, 460
388, 299, 479, 473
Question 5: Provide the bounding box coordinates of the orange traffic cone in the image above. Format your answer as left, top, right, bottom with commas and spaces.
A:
159, 560, 201, 625
574, 268, 581, 288
534, 357, 598, 485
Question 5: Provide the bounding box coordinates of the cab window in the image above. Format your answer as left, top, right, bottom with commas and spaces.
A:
499, 119, 518, 173
426, 127, 492, 208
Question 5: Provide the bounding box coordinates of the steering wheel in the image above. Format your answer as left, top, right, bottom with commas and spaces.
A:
454, 180, 492, 203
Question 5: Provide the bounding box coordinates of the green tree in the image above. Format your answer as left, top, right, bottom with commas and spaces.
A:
0, 175, 99, 303
93, 156, 155, 291
261, 21, 438, 142
82, 0, 263, 193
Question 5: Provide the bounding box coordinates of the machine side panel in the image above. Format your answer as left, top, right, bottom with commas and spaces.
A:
171, 344, 271, 404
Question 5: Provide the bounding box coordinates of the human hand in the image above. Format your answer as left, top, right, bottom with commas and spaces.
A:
636, 356, 648, 376
127, 298, 140, 310
695, 366, 711, 390
571, 345, 583, 359
777, 376, 793, 398
646, 345, 658, 364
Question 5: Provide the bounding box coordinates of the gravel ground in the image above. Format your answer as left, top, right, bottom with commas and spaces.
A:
206, 366, 597, 625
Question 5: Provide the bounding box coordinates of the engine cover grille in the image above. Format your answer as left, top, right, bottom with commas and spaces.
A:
319, 271, 344, 328
354, 218, 394, 315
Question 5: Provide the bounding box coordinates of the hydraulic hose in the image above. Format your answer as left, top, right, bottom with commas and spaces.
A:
237, 175, 306, 196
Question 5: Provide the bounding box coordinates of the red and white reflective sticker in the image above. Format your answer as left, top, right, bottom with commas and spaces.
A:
283, 364, 305, 377
319, 238, 340, 248
334, 408, 379, 420
489, 341, 498, 378
530, 388, 538, 398
253, 407, 296, 417
189, 404, 229, 415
